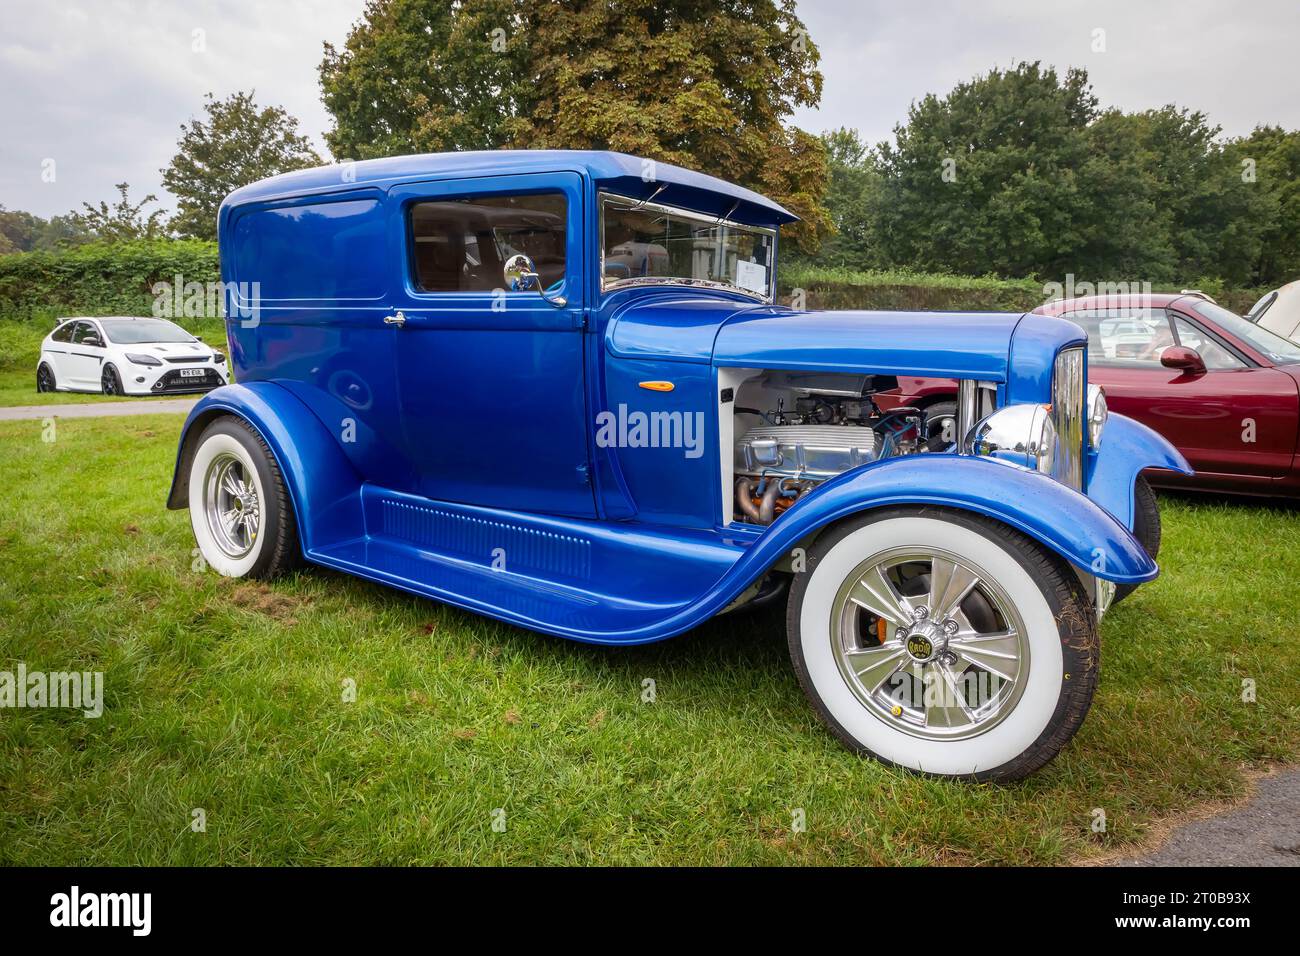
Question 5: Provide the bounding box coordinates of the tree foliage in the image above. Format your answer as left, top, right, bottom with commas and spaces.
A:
319, 0, 831, 250
0, 206, 93, 255
67, 183, 168, 243
1227, 126, 1300, 284
821, 63, 1297, 289
162, 91, 322, 240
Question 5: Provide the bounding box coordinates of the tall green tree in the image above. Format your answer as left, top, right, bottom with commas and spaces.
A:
805, 127, 884, 269
67, 183, 168, 242
854, 63, 1286, 288
319, 0, 832, 250
873, 62, 1098, 280
1226, 126, 1300, 285
0, 207, 95, 254
162, 91, 322, 240
1085, 107, 1270, 287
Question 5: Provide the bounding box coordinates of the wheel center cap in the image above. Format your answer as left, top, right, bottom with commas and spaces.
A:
904, 620, 945, 663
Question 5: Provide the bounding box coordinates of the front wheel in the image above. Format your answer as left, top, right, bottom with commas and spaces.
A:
188, 417, 300, 578
101, 364, 124, 395
786, 507, 1098, 782
1112, 475, 1160, 606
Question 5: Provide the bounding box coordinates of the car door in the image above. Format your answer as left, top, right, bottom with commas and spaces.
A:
1077, 307, 1296, 478
385, 172, 596, 517
44, 321, 76, 383
66, 321, 106, 389
1164, 311, 1298, 477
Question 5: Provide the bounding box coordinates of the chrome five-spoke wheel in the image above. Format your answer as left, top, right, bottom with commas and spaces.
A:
203, 453, 261, 558
188, 418, 298, 579
832, 549, 1028, 740
787, 508, 1099, 781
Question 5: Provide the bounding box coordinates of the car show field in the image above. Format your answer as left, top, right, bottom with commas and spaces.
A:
0, 412, 1296, 865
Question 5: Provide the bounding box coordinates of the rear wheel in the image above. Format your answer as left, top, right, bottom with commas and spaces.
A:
787, 507, 1098, 781
1112, 475, 1160, 605
188, 417, 300, 578
36, 363, 56, 393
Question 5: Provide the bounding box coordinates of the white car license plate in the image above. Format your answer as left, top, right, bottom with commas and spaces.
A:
179, 368, 206, 378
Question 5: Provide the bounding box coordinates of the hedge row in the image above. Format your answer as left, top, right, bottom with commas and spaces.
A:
0, 240, 1267, 321
0, 240, 220, 321
777, 264, 1268, 315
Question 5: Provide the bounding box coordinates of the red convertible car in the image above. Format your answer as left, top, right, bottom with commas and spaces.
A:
886, 293, 1300, 497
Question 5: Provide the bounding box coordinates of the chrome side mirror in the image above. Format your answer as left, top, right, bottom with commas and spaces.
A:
503, 253, 567, 308
503, 253, 538, 292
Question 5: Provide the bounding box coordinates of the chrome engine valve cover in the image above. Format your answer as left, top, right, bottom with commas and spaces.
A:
735, 424, 878, 480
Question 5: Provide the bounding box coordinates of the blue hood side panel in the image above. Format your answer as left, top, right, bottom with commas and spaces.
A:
711, 308, 1019, 380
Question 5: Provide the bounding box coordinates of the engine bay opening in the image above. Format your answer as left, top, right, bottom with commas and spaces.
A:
727, 370, 951, 526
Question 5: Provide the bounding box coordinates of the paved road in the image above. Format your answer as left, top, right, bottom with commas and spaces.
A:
1120, 768, 1300, 867
0, 398, 198, 421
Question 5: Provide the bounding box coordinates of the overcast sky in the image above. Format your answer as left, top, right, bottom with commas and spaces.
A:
2, 0, 1298, 220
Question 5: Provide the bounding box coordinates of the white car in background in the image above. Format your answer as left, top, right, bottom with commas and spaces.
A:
1248, 280, 1300, 343
36, 316, 229, 396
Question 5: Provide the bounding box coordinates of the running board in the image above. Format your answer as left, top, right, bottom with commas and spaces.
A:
307, 485, 751, 643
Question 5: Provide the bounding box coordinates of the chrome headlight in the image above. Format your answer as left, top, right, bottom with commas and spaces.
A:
1087, 384, 1107, 447
964, 404, 1057, 475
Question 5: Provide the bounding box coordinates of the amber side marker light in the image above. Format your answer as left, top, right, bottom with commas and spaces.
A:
638, 381, 675, 392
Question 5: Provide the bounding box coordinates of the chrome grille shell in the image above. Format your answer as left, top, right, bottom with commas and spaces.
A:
1051, 347, 1086, 490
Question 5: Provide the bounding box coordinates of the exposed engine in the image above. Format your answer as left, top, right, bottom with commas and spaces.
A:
733, 371, 943, 525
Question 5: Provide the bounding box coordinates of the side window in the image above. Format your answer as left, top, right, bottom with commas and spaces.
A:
71, 322, 97, 345
51, 322, 75, 343
230, 196, 386, 301
410, 193, 567, 294
1065, 309, 1175, 366
1171, 315, 1245, 370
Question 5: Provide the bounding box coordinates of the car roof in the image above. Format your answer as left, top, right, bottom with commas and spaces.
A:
55, 316, 163, 323
220, 150, 799, 227
1034, 293, 1193, 315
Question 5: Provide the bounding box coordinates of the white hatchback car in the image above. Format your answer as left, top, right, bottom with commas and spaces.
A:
36, 316, 229, 396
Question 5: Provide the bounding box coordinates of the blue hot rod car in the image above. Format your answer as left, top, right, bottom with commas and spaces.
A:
168, 150, 1191, 781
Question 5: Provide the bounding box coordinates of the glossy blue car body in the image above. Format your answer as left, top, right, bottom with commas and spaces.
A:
168, 150, 1191, 645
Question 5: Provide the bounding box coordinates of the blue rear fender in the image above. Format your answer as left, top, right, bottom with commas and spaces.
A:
166, 382, 365, 551
732, 454, 1158, 588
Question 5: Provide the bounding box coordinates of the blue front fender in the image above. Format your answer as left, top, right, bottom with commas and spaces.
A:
729, 454, 1158, 587
1086, 413, 1193, 528
166, 382, 364, 552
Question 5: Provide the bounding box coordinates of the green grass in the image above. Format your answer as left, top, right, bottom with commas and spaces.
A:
0, 415, 1296, 865
0, 316, 227, 407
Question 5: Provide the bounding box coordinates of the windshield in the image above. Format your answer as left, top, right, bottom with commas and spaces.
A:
100, 318, 198, 345
600, 193, 776, 300
1188, 300, 1300, 365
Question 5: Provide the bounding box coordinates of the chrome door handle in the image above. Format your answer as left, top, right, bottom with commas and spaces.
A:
384, 311, 406, 328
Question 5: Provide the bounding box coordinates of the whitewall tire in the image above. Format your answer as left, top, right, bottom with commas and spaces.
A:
786, 507, 1098, 782
188, 417, 300, 579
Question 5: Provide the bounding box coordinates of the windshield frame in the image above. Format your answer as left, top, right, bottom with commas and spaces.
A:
598, 192, 777, 303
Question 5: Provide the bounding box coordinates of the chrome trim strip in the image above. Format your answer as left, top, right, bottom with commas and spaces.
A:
956, 379, 979, 449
